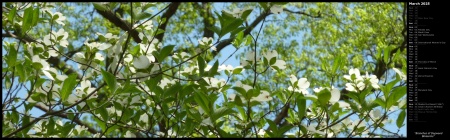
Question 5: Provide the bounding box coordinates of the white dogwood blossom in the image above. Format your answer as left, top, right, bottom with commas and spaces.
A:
235, 81, 252, 92
241, 51, 260, 66
84, 37, 111, 51
224, 8, 252, 18
288, 75, 310, 95
393, 68, 406, 81
228, 94, 236, 102
133, 55, 151, 69
251, 90, 273, 102
270, 5, 283, 14
344, 68, 380, 92
330, 87, 341, 104
198, 37, 213, 46
302, 124, 325, 135
203, 77, 226, 89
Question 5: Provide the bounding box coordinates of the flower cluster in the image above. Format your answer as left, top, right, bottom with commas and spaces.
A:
241, 50, 286, 71
287, 75, 310, 95
343, 68, 380, 92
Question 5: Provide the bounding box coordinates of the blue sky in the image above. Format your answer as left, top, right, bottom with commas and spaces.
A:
2, 2, 406, 137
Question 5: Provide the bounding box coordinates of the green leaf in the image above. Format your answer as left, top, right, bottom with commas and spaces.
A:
8, 7, 17, 24
105, 125, 120, 134
266, 119, 278, 134
296, 95, 306, 120
120, 83, 142, 94
232, 86, 246, 95
331, 55, 341, 74
130, 44, 140, 55
249, 100, 262, 106
367, 101, 379, 111
278, 125, 294, 137
11, 107, 19, 124
240, 9, 253, 20
101, 69, 117, 94
216, 126, 230, 137
97, 106, 109, 121
386, 94, 396, 110
61, 122, 75, 136
392, 86, 406, 103
347, 100, 361, 112
259, 2, 269, 10
136, 12, 152, 21
15, 64, 26, 82
358, 86, 371, 103
317, 89, 331, 106
93, 3, 109, 11
158, 45, 175, 61
93, 117, 106, 131
383, 46, 391, 63
155, 29, 165, 35
207, 60, 219, 77
345, 91, 359, 102
21, 7, 34, 35
145, 74, 162, 91
396, 109, 406, 128
188, 108, 202, 123
194, 90, 210, 115
272, 2, 290, 6
373, 98, 386, 109
207, 26, 221, 37
234, 94, 244, 106
381, 78, 399, 98
329, 102, 340, 113
222, 19, 244, 37
232, 31, 244, 47
60, 74, 78, 101
269, 57, 276, 66
67, 110, 75, 120
31, 8, 40, 27
164, 82, 181, 99
197, 56, 206, 76
221, 10, 235, 21
153, 86, 164, 98
212, 107, 235, 121
47, 117, 56, 135
142, 3, 156, 11
7, 45, 17, 67
122, 107, 133, 121
109, 2, 119, 9
230, 27, 246, 38
232, 67, 243, 74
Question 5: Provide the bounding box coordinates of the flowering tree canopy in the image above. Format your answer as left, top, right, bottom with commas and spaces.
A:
2, 2, 406, 138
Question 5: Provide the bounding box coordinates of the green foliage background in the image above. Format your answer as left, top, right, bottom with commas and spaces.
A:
2, 2, 406, 138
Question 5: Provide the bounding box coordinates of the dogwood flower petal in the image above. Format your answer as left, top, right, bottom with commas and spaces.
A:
133, 55, 151, 69
251, 90, 273, 102
330, 87, 341, 104
272, 60, 286, 70
270, 5, 283, 14
201, 117, 213, 127
297, 78, 310, 89
393, 68, 406, 81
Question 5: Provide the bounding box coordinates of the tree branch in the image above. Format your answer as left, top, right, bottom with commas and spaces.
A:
34, 104, 99, 135
211, 10, 271, 60
154, 2, 180, 42
2, 31, 86, 81
194, 2, 215, 39
94, 5, 142, 43
283, 8, 322, 18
